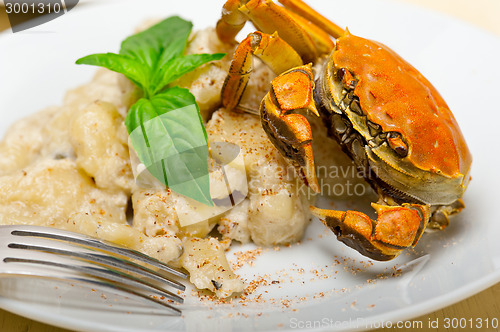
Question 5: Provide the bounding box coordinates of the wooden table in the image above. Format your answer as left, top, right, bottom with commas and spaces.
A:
0, 1, 499, 331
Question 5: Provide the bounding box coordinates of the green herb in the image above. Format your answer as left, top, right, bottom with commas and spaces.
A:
76, 16, 225, 206
127, 88, 212, 206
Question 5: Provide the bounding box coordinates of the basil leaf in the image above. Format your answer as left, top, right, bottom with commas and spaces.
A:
76, 16, 226, 206
150, 53, 226, 96
126, 87, 213, 206
155, 33, 189, 69
120, 16, 192, 69
76, 53, 150, 90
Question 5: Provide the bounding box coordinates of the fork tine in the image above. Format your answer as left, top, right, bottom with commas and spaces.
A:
0, 225, 188, 315
73, 277, 183, 315
7, 243, 185, 291
3, 256, 183, 315
3, 256, 183, 303
8, 225, 187, 279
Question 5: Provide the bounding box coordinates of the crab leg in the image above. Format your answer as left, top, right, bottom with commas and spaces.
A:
260, 65, 321, 192
278, 0, 345, 38
283, 9, 335, 55
217, 0, 334, 63
429, 199, 465, 230
222, 31, 303, 111
219, 0, 316, 62
311, 203, 431, 260
216, 0, 248, 43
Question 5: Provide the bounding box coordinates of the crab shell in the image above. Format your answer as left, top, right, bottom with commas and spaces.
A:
316, 31, 472, 206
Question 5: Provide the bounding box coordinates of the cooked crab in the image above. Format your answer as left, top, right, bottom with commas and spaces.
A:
216, 0, 472, 260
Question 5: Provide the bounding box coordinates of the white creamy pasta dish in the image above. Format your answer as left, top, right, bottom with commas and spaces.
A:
0, 28, 294, 298
0, 13, 364, 298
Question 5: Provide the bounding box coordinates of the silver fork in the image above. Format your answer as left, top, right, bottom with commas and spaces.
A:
0, 225, 187, 315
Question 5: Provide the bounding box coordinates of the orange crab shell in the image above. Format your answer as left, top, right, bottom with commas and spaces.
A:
331, 31, 472, 180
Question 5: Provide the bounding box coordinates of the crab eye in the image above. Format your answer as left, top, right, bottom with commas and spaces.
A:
337, 68, 358, 89
387, 132, 408, 157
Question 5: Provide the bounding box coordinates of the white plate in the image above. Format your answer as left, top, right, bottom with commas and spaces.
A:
1, 0, 500, 331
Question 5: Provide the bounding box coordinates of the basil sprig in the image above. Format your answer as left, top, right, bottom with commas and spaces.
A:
76, 16, 225, 206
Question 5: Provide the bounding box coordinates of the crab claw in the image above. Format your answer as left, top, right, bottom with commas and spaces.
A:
310, 203, 430, 261
260, 65, 321, 192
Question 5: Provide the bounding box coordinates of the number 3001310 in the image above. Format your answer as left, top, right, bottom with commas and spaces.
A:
5, 2, 62, 15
